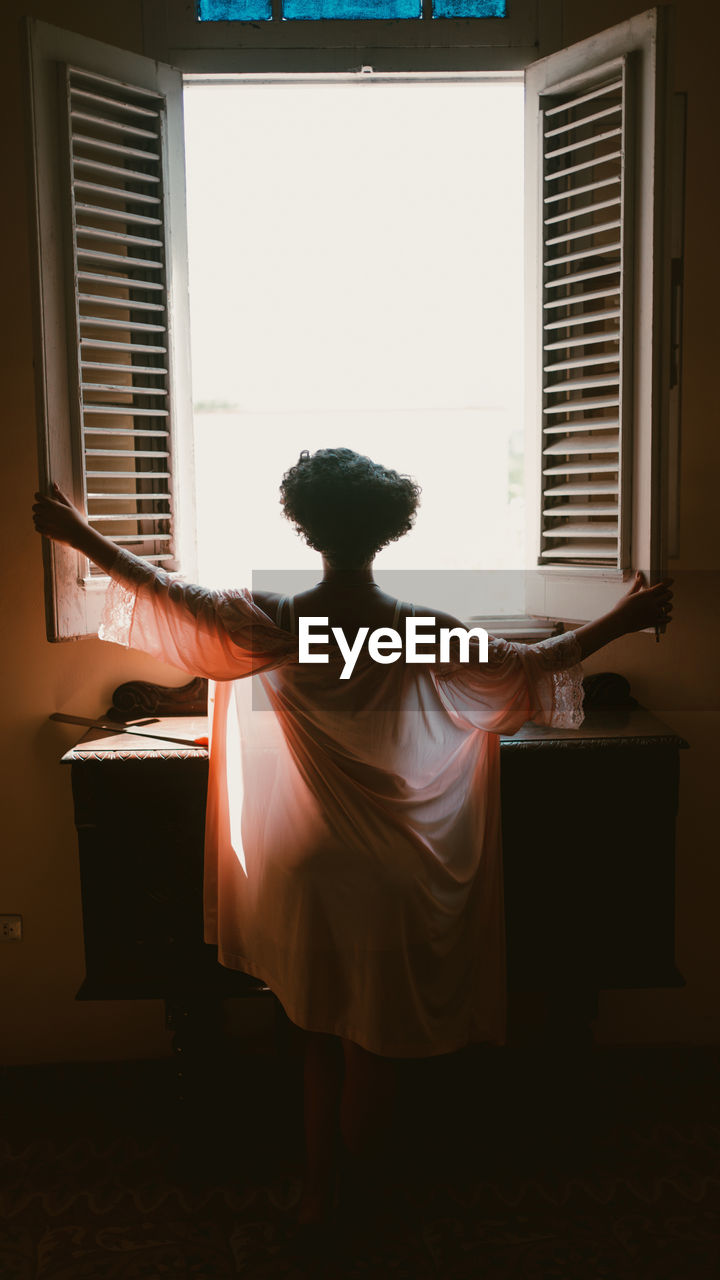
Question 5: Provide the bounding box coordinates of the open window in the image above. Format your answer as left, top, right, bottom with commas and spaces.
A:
26, 9, 677, 639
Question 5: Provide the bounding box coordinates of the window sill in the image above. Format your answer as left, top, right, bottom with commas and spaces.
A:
468, 616, 563, 643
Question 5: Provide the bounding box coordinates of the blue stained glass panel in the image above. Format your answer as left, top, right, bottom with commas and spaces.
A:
197, 0, 272, 21
433, 0, 506, 15
282, 0, 421, 16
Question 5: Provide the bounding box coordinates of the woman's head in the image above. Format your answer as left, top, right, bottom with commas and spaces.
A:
280, 447, 421, 568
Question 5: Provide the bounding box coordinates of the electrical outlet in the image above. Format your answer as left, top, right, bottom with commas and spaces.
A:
0, 915, 22, 942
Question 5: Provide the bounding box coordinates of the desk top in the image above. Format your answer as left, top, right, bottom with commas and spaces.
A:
61, 705, 686, 763
61, 716, 210, 763
502, 706, 687, 751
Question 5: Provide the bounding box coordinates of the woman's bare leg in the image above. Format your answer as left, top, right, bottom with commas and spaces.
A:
339, 1037, 397, 1159
296, 1029, 344, 1224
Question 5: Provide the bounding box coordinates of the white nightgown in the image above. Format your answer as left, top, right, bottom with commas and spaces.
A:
99, 548, 584, 1057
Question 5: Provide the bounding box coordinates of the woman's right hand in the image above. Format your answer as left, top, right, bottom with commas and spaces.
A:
32, 484, 90, 550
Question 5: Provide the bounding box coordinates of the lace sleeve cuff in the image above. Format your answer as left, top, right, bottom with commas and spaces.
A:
97, 547, 164, 647
549, 662, 585, 729
517, 630, 585, 730
98, 576, 137, 647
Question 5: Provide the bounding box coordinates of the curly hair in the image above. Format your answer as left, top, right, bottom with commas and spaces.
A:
280, 447, 421, 568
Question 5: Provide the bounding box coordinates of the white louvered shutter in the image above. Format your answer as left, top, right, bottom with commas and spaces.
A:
66, 68, 175, 570
524, 10, 670, 623
27, 21, 194, 640
538, 63, 630, 568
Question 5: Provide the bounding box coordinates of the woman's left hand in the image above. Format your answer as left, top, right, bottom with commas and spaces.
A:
610, 570, 674, 635
32, 484, 90, 549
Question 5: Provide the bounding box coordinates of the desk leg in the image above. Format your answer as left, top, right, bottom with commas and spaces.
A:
165, 993, 224, 1106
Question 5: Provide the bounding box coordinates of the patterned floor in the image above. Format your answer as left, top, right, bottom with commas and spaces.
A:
1, 1045, 718, 1278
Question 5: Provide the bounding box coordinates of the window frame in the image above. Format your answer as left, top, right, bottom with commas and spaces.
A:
26, 6, 677, 638
141, 0, 559, 73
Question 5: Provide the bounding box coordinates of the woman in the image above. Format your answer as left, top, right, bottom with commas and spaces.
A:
33, 448, 672, 1229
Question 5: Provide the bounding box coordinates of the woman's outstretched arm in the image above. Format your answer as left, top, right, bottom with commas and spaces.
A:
573, 571, 673, 658
32, 484, 296, 678
433, 570, 673, 736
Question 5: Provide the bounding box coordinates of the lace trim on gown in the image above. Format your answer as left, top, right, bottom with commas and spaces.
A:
98, 548, 160, 647
533, 631, 585, 729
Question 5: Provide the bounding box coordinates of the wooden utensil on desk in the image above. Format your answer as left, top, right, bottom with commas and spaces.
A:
50, 712, 208, 747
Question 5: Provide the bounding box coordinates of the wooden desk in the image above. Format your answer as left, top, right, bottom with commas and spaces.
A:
63, 705, 686, 1048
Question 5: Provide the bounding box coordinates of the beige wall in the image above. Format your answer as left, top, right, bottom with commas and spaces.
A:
1, 1, 718, 1064
2, 1, 190, 1064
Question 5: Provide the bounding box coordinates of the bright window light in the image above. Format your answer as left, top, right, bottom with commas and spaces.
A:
184, 78, 525, 606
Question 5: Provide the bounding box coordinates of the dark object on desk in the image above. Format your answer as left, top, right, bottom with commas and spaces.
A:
110, 676, 208, 720
582, 671, 635, 709
62, 676, 686, 1065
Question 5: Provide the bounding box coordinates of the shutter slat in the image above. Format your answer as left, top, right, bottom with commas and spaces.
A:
545, 480, 619, 496
76, 225, 164, 249
76, 248, 163, 270
79, 293, 164, 312
544, 354, 619, 372
545, 175, 620, 206
82, 360, 168, 375
86, 470, 172, 479
72, 132, 160, 163
76, 203, 162, 227
546, 218, 621, 247
543, 77, 623, 118
544, 331, 620, 352
545, 308, 620, 329
78, 272, 164, 291
73, 156, 161, 185
84, 425, 169, 436
83, 405, 169, 417
543, 501, 619, 516
544, 433, 620, 455
66, 65, 175, 573
73, 179, 161, 206
545, 126, 622, 161
546, 150, 622, 184
545, 263, 621, 289
545, 240, 622, 268
80, 315, 166, 333
545, 195, 621, 224
544, 102, 622, 139
544, 417, 620, 434
545, 373, 619, 392
544, 286, 621, 309
543, 461, 620, 477
89, 511, 170, 522
70, 109, 159, 140
543, 521, 618, 536
82, 382, 167, 396
88, 491, 171, 501
80, 339, 168, 353
544, 395, 619, 414
69, 86, 160, 120
68, 66, 163, 99
541, 542, 618, 559
102, 534, 172, 543
85, 448, 170, 458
